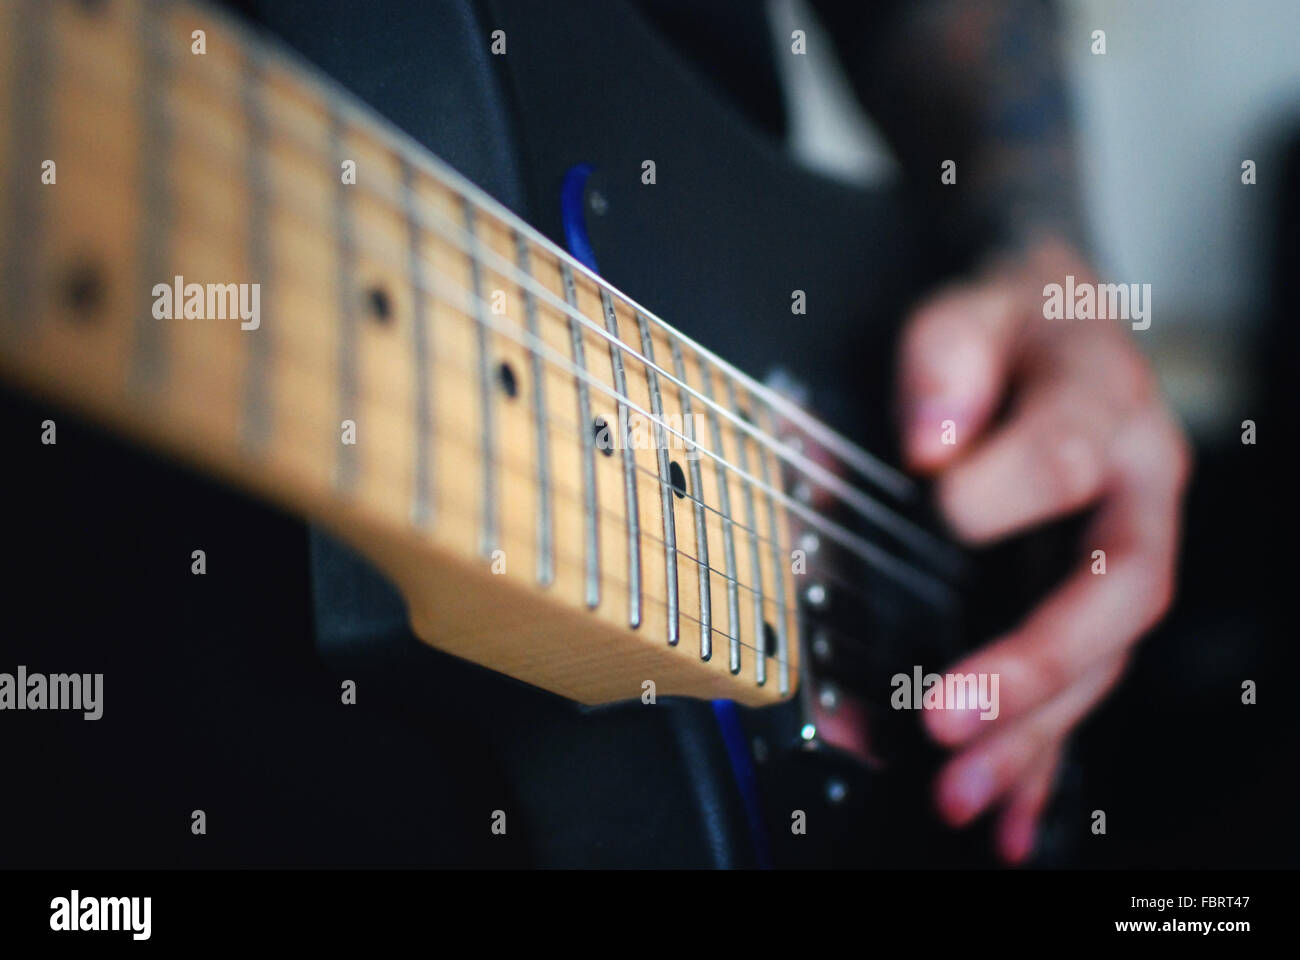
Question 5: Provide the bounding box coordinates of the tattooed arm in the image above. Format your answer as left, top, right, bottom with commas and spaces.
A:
815, 0, 1084, 258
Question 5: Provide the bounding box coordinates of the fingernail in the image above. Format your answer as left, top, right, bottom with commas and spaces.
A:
1000, 817, 1037, 865
939, 757, 996, 825
905, 399, 968, 463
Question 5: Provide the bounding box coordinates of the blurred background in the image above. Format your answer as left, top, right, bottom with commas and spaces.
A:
1034, 0, 1297, 867
768, 0, 1299, 865
776, 0, 1300, 437
1062, 0, 1300, 439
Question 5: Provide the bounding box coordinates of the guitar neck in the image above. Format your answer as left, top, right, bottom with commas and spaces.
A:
0, 0, 807, 705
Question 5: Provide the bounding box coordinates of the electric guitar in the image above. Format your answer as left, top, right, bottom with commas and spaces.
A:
0, 0, 1079, 867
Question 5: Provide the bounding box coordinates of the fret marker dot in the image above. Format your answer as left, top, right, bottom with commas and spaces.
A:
497, 361, 518, 399
762, 620, 778, 658
669, 460, 687, 499
63, 259, 105, 320
593, 416, 615, 457
364, 285, 393, 324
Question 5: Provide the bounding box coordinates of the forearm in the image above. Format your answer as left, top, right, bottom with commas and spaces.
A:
818, 0, 1086, 259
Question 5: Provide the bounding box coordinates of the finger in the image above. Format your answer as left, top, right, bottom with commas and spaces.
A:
996, 747, 1062, 865
897, 281, 1030, 471
924, 412, 1189, 747
935, 377, 1122, 545
933, 655, 1123, 827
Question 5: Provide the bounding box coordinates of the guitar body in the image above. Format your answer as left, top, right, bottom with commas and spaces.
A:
1, 0, 1079, 868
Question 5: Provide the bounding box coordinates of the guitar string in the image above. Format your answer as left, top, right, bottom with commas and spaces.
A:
193, 0, 920, 503
52, 52, 957, 603
94, 37, 962, 577
63, 114, 957, 604
381, 349, 892, 673
347, 321, 942, 646
136, 228, 945, 632
77, 143, 945, 623
439, 268, 955, 606
226, 325, 894, 676
117, 187, 928, 636
421, 215, 959, 572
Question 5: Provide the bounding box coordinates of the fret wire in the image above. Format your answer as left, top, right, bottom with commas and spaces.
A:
421, 252, 941, 634
420, 354, 919, 683
152, 3, 930, 540
17, 3, 999, 699
726, 377, 770, 686
464, 199, 498, 555
417, 210, 957, 569
50, 49, 953, 606
455, 271, 956, 606
449, 265, 956, 600
2, 0, 51, 345
295, 329, 807, 626
501, 435, 867, 668
480, 218, 912, 503
441, 342, 889, 653
562, 263, 601, 609
555, 368, 960, 630
63, 96, 888, 656
299, 317, 844, 630
130, 0, 173, 398
404, 157, 434, 527
437, 321, 799, 612
68, 40, 955, 575
329, 104, 359, 493
641, 463, 884, 628
285, 331, 864, 667
623, 427, 835, 610
167, 125, 928, 634
434, 381, 898, 679
697, 356, 743, 674
601, 291, 643, 629
515, 232, 554, 587
670, 339, 714, 661
636, 312, 680, 648
246, 170, 966, 599
754, 399, 792, 695
407, 370, 802, 665
239, 40, 272, 455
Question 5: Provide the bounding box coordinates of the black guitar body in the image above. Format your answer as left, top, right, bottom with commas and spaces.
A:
0, 0, 1083, 868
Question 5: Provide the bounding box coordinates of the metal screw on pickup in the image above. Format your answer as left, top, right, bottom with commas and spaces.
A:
818, 683, 839, 713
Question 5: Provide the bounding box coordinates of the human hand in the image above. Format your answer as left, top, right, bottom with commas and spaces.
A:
896, 239, 1192, 863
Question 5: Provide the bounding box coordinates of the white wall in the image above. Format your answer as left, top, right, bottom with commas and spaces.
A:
1062, 0, 1300, 330
1061, 0, 1300, 431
